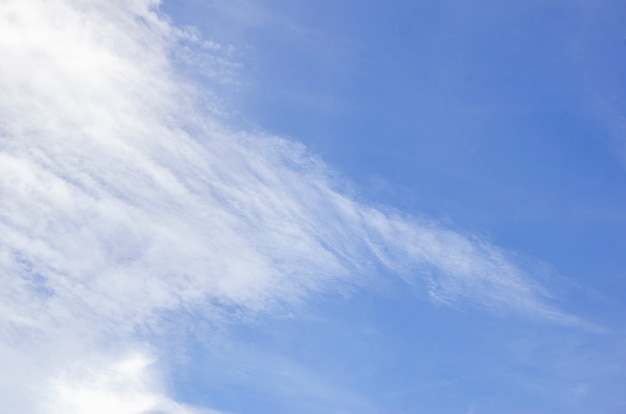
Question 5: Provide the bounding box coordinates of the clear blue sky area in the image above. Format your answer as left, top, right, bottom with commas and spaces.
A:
159, 1, 626, 413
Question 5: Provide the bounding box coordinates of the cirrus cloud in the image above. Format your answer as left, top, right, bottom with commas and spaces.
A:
0, 0, 576, 412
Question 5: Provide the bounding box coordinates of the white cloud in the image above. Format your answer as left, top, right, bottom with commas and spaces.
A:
0, 0, 575, 412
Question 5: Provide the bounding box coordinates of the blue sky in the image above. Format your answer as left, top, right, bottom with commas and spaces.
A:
1, 0, 626, 413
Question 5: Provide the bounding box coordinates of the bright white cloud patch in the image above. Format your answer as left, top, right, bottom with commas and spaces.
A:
46, 353, 206, 414
0, 0, 574, 412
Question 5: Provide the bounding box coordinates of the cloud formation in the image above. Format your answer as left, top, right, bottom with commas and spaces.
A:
0, 0, 573, 412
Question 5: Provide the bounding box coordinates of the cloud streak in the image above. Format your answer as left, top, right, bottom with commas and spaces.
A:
0, 0, 575, 412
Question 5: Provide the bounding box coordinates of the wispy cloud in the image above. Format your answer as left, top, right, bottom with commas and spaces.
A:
0, 0, 575, 412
